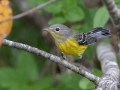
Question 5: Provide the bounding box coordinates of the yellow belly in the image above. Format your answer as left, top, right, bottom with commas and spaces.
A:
55, 37, 87, 56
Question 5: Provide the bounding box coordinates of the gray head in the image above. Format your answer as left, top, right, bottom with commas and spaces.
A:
43, 24, 74, 38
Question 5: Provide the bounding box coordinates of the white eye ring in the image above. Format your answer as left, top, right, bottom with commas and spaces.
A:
56, 27, 60, 31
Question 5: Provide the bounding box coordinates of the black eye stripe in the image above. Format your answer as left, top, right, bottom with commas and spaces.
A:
56, 27, 60, 31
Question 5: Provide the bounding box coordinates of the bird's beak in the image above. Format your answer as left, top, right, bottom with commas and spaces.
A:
43, 27, 49, 31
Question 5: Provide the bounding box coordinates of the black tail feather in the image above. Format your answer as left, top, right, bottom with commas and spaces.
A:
75, 27, 111, 45
87, 27, 111, 38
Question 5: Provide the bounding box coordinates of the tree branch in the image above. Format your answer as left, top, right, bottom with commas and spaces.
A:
102, 0, 120, 38
0, 0, 55, 24
3, 39, 99, 84
96, 42, 119, 90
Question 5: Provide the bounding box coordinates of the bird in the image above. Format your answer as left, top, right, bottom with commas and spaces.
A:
43, 24, 111, 59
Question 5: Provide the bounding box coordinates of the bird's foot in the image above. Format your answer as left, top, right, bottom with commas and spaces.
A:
79, 54, 82, 63
79, 54, 82, 59
61, 53, 67, 60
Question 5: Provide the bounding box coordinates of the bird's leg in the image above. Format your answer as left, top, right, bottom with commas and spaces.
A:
79, 54, 82, 59
78, 54, 82, 63
61, 53, 67, 60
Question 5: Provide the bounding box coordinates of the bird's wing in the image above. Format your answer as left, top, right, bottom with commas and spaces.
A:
74, 33, 97, 45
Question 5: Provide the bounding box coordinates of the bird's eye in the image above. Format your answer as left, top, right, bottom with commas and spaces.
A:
56, 27, 60, 31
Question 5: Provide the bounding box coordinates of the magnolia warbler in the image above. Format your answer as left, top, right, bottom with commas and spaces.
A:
43, 24, 111, 59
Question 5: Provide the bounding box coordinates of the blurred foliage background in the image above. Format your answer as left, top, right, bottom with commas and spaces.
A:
0, 0, 120, 90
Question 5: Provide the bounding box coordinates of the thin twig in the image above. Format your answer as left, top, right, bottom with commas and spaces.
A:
3, 39, 100, 84
102, 0, 120, 38
0, 0, 55, 24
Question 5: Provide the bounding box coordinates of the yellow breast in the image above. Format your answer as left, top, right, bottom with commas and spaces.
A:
55, 37, 87, 56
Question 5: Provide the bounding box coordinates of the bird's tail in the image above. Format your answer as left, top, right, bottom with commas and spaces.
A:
76, 27, 111, 45
85, 27, 111, 44
87, 27, 111, 38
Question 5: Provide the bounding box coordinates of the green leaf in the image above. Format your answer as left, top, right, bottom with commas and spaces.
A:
27, 0, 48, 8
0, 68, 23, 88
93, 6, 110, 27
29, 76, 52, 90
92, 68, 102, 76
83, 45, 94, 61
17, 51, 38, 82
79, 78, 94, 89
101, 37, 111, 43
55, 84, 67, 90
9, 84, 28, 90
48, 17, 66, 25
62, 0, 77, 9
116, 53, 120, 68
64, 6, 84, 22
59, 73, 82, 90
115, 0, 120, 3
70, 24, 82, 31
44, 1, 62, 14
